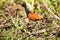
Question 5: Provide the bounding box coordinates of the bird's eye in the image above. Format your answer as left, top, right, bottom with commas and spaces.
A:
20, 16, 23, 18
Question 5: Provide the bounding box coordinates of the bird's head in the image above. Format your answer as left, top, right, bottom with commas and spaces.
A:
22, 3, 27, 8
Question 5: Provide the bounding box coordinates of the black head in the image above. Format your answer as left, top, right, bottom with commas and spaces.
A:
22, 3, 27, 8
22, 3, 30, 15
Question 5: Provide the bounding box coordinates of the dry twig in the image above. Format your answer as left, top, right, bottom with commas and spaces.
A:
42, 0, 60, 21
53, 21, 60, 28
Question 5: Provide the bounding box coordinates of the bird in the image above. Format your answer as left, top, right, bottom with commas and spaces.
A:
21, 3, 43, 20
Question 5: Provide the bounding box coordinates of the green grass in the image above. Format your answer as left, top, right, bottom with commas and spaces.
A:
0, 0, 60, 40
